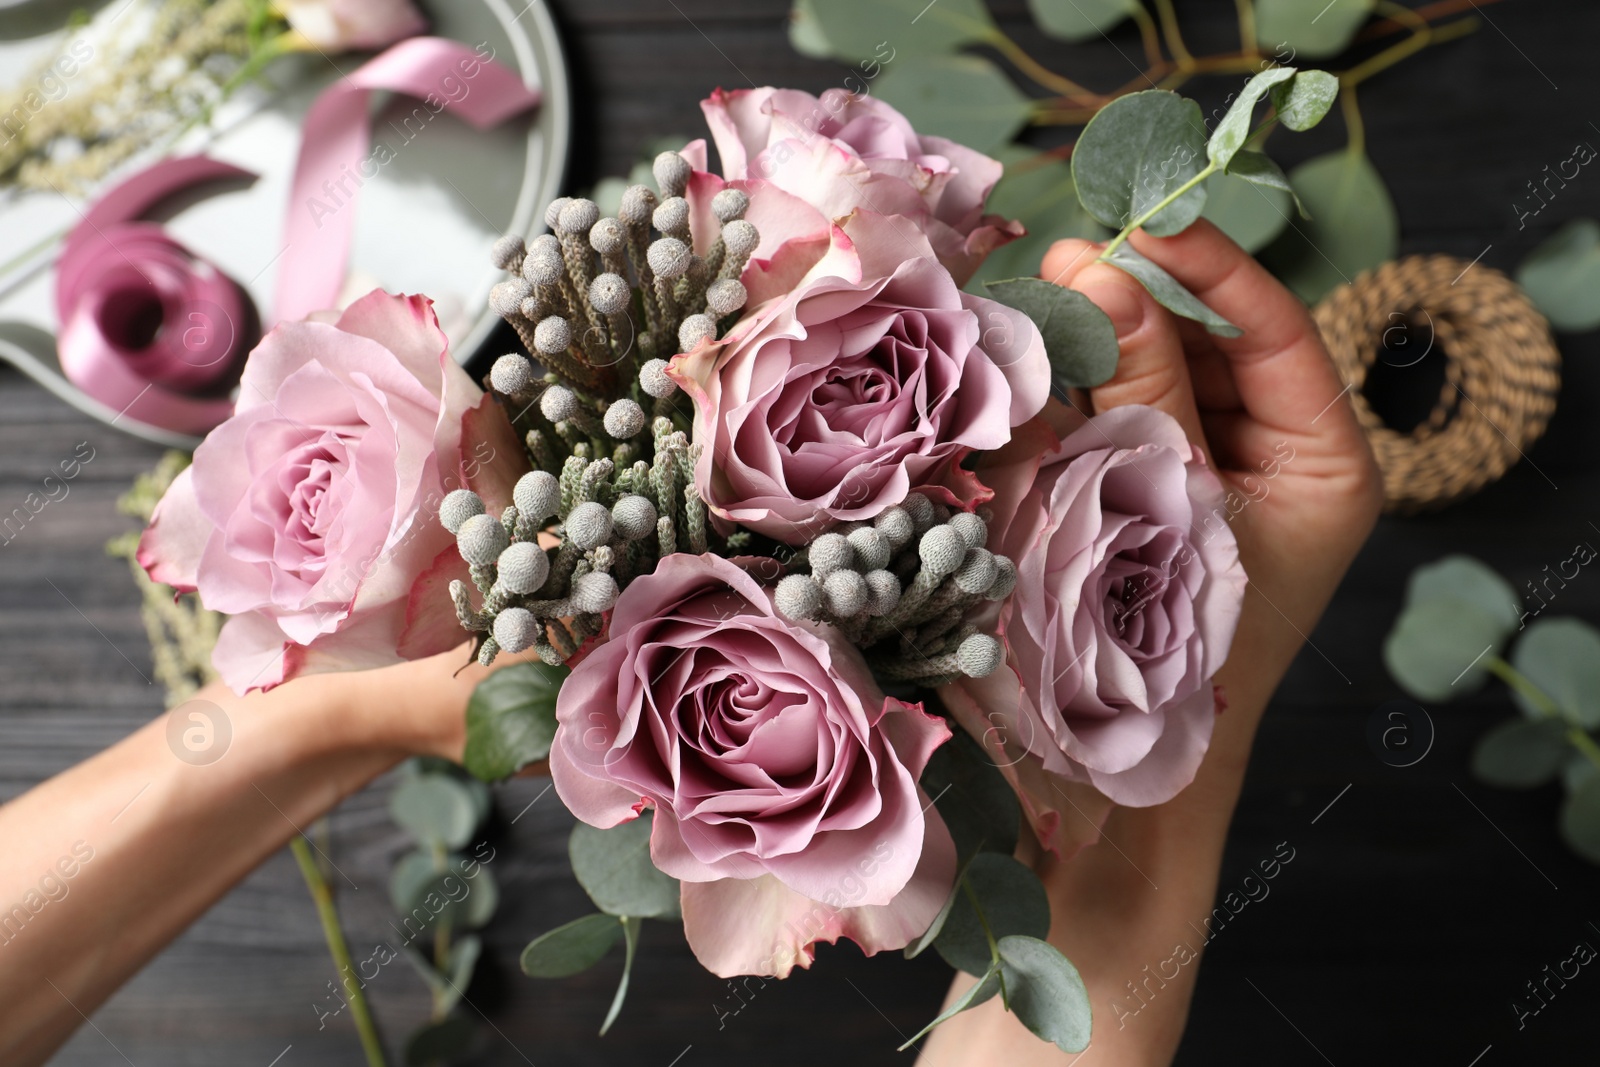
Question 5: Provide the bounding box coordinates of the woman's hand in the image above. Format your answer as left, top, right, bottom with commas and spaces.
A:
917, 222, 1381, 1067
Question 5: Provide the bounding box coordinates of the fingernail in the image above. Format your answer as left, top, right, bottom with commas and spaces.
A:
1077, 276, 1145, 340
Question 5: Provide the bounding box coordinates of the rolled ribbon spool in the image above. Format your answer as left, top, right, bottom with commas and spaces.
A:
53, 156, 259, 436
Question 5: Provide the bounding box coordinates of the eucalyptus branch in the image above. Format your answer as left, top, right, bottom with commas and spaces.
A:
1340, 84, 1366, 159
290, 836, 389, 1067
985, 29, 1099, 104
1233, 0, 1259, 58
1153, 0, 1194, 67
961, 876, 1010, 1008
1129, 2, 1164, 70
1485, 656, 1600, 772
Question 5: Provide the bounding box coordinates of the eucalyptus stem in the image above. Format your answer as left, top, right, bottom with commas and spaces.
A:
290, 836, 388, 1067
1484, 656, 1600, 772
1129, 2, 1164, 69
1340, 84, 1366, 159
1341, 0, 1433, 87
1233, 0, 1258, 57
1153, 0, 1194, 67
985, 30, 1098, 103
960, 877, 1010, 1008
1098, 161, 1218, 261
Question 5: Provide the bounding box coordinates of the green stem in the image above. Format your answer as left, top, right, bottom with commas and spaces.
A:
1340, 85, 1365, 158
1154, 0, 1194, 67
960, 877, 1009, 1008
1129, 3, 1164, 69
1485, 656, 1600, 772
985, 30, 1098, 103
290, 836, 388, 1067
1099, 160, 1218, 261
1234, 0, 1259, 56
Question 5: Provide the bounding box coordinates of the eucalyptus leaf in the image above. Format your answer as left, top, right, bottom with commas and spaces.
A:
1270, 70, 1339, 132
935, 853, 1051, 978
1255, 0, 1375, 58
404, 1016, 479, 1067
921, 727, 1020, 862
1226, 150, 1305, 216
997, 935, 1093, 1052
391, 855, 499, 931
570, 811, 682, 920
1261, 150, 1398, 305
1027, 0, 1135, 41
874, 54, 1034, 154
1516, 218, 1600, 332
1560, 775, 1600, 864
390, 849, 439, 914
905, 853, 975, 960
1073, 90, 1209, 236
808, 0, 998, 61
1404, 555, 1522, 634
787, 0, 833, 59
1383, 600, 1506, 701
1103, 243, 1242, 336
520, 913, 622, 978
463, 660, 566, 782
1207, 66, 1297, 169
437, 934, 482, 1015
1201, 170, 1291, 253
898, 966, 1002, 1051
600, 916, 642, 1036
1471, 718, 1569, 789
390, 775, 479, 850
968, 147, 1109, 291
1564, 754, 1600, 795
983, 277, 1119, 390
1508, 618, 1600, 727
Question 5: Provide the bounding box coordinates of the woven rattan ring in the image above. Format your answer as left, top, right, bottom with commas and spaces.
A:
1311, 254, 1561, 514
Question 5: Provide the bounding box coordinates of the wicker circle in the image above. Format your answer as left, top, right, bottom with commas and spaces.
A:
1311, 255, 1561, 513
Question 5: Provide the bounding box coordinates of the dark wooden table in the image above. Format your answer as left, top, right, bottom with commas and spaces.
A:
5, 0, 1599, 1063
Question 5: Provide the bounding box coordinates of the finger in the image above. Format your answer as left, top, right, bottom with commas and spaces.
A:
1126, 221, 1363, 453
1039, 238, 1103, 288
1064, 261, 1210, 458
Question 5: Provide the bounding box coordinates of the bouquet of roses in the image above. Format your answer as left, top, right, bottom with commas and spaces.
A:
137, 65, 1336, 1050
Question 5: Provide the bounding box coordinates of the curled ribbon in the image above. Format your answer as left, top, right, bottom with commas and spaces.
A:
54, 155, 259, 436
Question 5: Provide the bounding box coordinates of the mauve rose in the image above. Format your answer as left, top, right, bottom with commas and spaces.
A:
702, 87, 1022, 284
549, 553, 955, 978
280, 0, 426, 52
669, 210, 1048, 544
941, 406, 1248, 850
139, 290, 522, 694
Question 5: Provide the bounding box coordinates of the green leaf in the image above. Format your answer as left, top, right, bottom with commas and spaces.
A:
1471, 718, 1569, 788
1404, 555, 1522, 632
404, 1016, 479, 1067
390, 849, 440, 913
874, 54, 1034, 154
1383, 600, 1507, 701
463, 661, 566, 781
807, 0, 998, 62
921, 727, 1021, 862
983, 277, 1119, 390
898, 966, 1002, 1051
1270, 70, 1340, 131
968, 147, 1110, 291
1261, 150, 1398, 304
390, 775, 479, 850
996, 936, 1093, 1053
1103, 243, 1243, 336
1201, 170, 1291, 254
1207, 66, 1297, 169
1517, 218, 1600, 332
1226, 150, 1301, 209
904, 854, 972, 960
935, 853, 1051, 978
1255, 0, 1375, 58
390, 854, 499, 931
437, 934, 482, 1015
520, 913, 623, 978
570, 812, 682, 920
600, 916, 642, 1036
1564, 753, 1600, 794
1560, 774, 1600, 864
787, 0, 833, 59
1073, 90, 1210, 236
1027, 0, 1135, 41
1511, 618, 1600, 728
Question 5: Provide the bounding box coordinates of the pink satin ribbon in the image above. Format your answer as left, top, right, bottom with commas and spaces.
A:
55, 156, 259, 435
274, 36, 541, 322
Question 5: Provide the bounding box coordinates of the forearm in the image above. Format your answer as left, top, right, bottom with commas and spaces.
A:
0, 674, 406, 1066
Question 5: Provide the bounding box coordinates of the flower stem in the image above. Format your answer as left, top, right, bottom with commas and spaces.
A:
1484, 656, 1600, 772
290, 836, 388, 1067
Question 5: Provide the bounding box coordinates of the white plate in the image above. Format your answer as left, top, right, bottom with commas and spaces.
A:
0, 0, 570, 448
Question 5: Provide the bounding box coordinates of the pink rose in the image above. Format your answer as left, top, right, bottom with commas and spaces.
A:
549, 553, 955, 978
702, 87, 1023, 284
669, 210, 1048, 543
280, 0, 426, 52
942, 406, 1248, 850
139, 291, 521, 694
